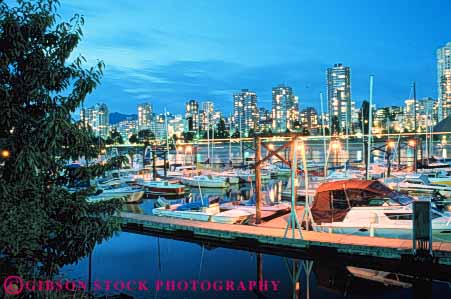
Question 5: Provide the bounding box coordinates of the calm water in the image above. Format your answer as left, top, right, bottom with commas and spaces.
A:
61, 232, 451, 299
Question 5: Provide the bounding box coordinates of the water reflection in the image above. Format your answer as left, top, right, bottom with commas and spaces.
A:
61, 232, 451, 299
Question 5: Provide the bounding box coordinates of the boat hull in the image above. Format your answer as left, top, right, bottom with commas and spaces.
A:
312, 224, 451, 242
180, 178, 227, 188
152, 207, 212, 221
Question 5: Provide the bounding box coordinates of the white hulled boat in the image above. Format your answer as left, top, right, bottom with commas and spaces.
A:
180, 175, 228, 188
310, 179, 451, 241
385, 174, 451, 197
88, 186, 144, 203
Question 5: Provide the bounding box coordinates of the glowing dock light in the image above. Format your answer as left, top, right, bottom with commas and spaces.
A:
1, 149, 10, 158
387, 141, 396, 149
331, 140, 341, 150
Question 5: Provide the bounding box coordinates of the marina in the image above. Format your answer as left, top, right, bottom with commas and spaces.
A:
3, 1, 451, 298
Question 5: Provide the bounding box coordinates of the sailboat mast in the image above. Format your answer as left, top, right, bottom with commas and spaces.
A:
207, 113, 210, 164
366, 75, 374, 180
239, 111, 243, 164
345, 92, 349, 171
320, 92, 327, 177
164, 107, 169, 165
211, 118, 215, 167
413, 81, 418, 173
229, 114, 232, 164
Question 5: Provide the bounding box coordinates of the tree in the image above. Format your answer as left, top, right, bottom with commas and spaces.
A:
0, 0, 125, 279
231, 130, 240, 138
215, 118, 228, 138
129, 133, 139, 144
331, 115, 340, 135
137, 129, 155, 144
301, 128, 310, 136
182, 131, 195, 142
108, 129, 123, 145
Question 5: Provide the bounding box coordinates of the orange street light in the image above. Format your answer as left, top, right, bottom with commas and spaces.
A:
1, 149, 10, 158
408, 139, 416, 147
387, 141, 396, 149
331, 141, 341, 150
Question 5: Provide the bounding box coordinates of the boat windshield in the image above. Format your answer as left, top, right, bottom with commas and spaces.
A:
388, 191, 414, 206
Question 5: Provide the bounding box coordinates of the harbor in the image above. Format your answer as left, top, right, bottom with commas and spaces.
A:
3, 1, 451, 298
88, 134, 451, 283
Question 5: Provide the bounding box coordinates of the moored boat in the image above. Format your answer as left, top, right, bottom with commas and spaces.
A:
309, 179, 451, 241
385, 174, 451, 198
138, 180, 185, 198
180, 175, 228, 188
88, 186, 144, 204
211, 209, 253, 224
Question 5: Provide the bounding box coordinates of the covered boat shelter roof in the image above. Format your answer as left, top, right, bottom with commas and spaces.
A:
316, 179, 393, 195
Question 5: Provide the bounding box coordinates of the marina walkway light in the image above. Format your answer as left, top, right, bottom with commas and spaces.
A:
1, 149, 10, 158
408, 139, 416, 147
331, 140, 341, 150
387, 140, 396, 149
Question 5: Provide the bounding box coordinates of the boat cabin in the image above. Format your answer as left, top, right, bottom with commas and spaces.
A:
402, 174, 432, 185
311, 180, 413, 224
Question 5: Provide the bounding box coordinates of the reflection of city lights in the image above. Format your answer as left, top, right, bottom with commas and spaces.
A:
185, 145, 192, 153
408, 139, 416, 147
268, 143, 275, 151
100, 149, 106, 154
356, 132, 363, 138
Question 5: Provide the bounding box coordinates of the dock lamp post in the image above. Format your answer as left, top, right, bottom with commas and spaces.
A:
331, 140, 341, 168
1, 149, 10, 159
408, 139, 417, 173
185, 145, 193, 165
386, 140, 396, 177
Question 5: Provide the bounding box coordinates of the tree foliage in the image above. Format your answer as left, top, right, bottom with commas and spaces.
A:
106, 128, 123, 145
182, 131, 195, 142
129, 133, 139, 144
0, 0, 124, 278
137, 129, 155, 144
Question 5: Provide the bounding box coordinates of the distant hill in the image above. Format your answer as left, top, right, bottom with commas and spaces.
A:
109, 112, 138, 124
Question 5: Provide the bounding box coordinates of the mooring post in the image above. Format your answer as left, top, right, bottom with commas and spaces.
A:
412, 200, 432, 258
255, 137, 262, 224
163, 151, 167, 178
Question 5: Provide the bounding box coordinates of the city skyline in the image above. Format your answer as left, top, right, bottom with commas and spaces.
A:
61, 0, 451, 115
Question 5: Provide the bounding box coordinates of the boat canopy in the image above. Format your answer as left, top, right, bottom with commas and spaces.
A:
311, 179, 413, 224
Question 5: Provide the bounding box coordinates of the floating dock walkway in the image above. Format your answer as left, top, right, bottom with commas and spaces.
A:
119, 212, 451, 280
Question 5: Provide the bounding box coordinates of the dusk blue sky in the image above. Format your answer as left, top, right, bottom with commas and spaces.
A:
61, 0, 451, 115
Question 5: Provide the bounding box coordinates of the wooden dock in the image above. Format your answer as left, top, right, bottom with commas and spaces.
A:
119, 212, 451, 281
